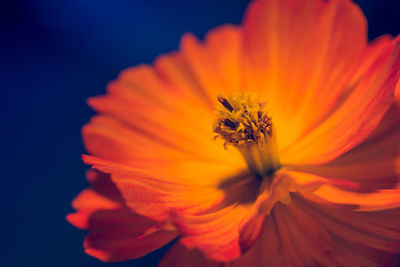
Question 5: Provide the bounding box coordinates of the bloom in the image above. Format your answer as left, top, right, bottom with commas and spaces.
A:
68, 0, 400, 265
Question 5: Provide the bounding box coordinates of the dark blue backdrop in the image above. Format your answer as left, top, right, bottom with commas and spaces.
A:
2, 0, 399, 266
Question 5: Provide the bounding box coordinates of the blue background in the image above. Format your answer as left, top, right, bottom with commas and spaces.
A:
2, 0, 399, 266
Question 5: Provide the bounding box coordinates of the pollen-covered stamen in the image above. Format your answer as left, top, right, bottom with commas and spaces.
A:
214, 93, 281, 178
214, 93, 272, 147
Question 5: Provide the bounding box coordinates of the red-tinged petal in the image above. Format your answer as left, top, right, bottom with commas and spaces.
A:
83, 169, 124, 201
396, 77, 400, 99
67, 170, 125, 229
225, 202, 336, 266
330, 99, 400, 164
237, 215, 265, 253
159, 243, 220, 267
294, 195, 400, 254
68, 170, 178, 262
67, 188, 125, 230
67, 211, 94, 230
329, 235, 399, 267
71, 189, 121, 212
83, 209, 178, 262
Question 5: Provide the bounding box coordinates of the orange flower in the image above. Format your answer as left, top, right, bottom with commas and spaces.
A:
68, 0, 400, 265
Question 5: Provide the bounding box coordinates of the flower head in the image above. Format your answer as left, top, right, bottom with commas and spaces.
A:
68, 0, 400, 265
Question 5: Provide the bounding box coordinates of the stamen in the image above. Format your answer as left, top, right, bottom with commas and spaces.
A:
223, 118, 236, 129
217, 96, 234, 112
214, 93, 281, 178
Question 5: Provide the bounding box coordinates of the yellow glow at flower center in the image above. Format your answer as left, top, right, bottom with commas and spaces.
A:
214, 93, 281, 178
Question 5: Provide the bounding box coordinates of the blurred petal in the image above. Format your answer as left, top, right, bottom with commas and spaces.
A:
288, 98, 400, 210
227, 202, 336, 266
67, 170, 178, 262
167, 170, 310, 262
329, 96, 400, 163
161, 198, 400, 266
82, 209, 178, 262
285, 169, 400, 211
171, 205, 251, 261
159, 243, 219, 267
294, 195, 400, 254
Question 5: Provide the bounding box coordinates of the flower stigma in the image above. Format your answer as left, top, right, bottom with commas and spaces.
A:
214, 93, 281, 179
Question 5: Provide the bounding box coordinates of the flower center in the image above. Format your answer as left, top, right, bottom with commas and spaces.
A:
214, 93, 281, 179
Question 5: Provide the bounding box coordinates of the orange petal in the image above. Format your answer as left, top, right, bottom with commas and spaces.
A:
284, 167, 400, 211
242, 0, 400, 164
180, 25, 243, 102
85, 63, 246, 167
243, 0, 365, 150
82, 115, 245, 179
170, 205, 249, 261
283, 38, 400, 164
82, 155, 241, 221
307, 184, 400, 211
